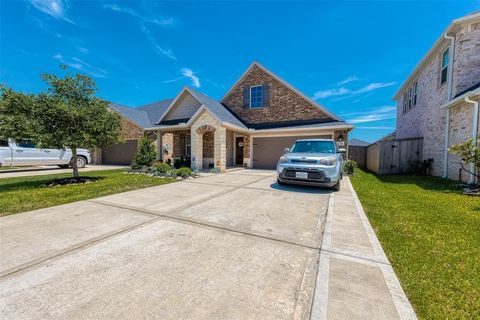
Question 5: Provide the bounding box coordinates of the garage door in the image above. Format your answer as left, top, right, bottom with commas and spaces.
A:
102, 140, 138, 165
252, 135, 331, 169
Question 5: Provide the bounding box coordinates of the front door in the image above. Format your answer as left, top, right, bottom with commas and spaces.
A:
235, 137, 244, 166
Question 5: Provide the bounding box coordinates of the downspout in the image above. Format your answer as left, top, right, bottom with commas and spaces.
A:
443, 33, 455, 178
465, 97, 479, 184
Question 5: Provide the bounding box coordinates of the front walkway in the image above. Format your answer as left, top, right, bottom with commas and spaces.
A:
0, 170, 415, 319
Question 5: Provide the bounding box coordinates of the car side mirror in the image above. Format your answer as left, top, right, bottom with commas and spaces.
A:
338, 148, 346, 153
284, 148, 290, 154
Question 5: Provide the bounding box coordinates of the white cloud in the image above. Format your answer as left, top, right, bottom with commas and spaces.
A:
140, 25, 177, 60
28, 0, 76, 24
104, 4, 173, 26
163, 68, 201, 88
343, 106, 396, 124
313, 81, 397, 100
338, 75, 359, 85
33, 18, 64, 37
77, 47, 88, 54
53, 53, 108, 78
181, 68, 200, 88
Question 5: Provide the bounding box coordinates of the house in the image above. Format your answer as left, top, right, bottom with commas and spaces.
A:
95, 62, 353, 170
393, 11, 480, 181
348, 138, 370, 168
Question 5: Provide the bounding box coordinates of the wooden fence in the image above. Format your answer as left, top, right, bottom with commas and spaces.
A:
366, 137, 423, 174
348, 146, 367, 168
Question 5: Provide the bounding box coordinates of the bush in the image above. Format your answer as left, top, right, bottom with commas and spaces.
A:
343, 160, 357, 175
153, 162, 171, 174
176, 167, 192, 179
209, 167, 220, 174
132, 137, 157, 167
408, 160, 428, 175
165, 168, 177, 178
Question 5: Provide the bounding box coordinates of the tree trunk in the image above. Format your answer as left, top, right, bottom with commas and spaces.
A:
71, 146, 79, 178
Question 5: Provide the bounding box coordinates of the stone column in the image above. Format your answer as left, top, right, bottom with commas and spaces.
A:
191, 129, 202, 171
214, 127, 227, 172
156, 131, 162, 161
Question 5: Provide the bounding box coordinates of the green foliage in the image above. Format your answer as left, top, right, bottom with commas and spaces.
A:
448, 138, 480, 168
132, 137, 157, 167
343, 160, 357, 175
153, 162, 172, 174
176, 167, 192, 178
0, 69, 122, 177
408, 160, 428, 175
351, 169, 480, 319
209, 167, 220, 174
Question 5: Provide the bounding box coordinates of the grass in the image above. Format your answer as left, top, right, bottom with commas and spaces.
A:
0, 169, 175, 217
0, 166, 20, 170
350, 169, 480, 319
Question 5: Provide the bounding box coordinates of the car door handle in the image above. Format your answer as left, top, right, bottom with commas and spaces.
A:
15, 149, 23, 153
44, 150, 51, 153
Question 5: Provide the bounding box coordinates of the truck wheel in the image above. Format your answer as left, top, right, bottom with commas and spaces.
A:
71, 156, 87, 168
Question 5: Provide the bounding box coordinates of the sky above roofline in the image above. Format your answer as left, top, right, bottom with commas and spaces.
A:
1, 0, 477, 142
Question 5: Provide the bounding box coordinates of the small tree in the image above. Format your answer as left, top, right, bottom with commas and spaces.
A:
0, 67, 122, 178
132, 136, 157, 168
448, 138, 480, 183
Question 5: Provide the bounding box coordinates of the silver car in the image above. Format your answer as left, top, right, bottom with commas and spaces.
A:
276, 139, 345, 191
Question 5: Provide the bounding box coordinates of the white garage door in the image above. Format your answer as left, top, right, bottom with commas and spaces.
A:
252, 135, 332, 169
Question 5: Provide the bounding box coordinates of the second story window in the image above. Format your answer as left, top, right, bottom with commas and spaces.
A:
402, 80, 418, 114
250, 85, 263, 109
441, 48, 449, 85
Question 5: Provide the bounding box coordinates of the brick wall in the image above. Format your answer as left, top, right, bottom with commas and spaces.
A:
120, 118, 144, 140
222, 65, 333, 124
452, 22, 480, 97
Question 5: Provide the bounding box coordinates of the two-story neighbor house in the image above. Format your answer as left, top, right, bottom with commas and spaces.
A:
394, 11, 480, 182
97, 62, 352, 171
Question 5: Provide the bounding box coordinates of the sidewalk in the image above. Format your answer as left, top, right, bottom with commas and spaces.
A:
311, 177, 417, 320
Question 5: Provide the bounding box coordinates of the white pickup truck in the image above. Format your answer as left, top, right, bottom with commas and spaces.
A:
0, 139, 91, 168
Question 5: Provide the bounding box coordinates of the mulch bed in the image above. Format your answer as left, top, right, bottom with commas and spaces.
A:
41, 177, 102, 187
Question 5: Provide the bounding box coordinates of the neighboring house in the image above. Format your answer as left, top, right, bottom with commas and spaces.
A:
97, 62, 352, 170
393, 11, 480, 182
348, 138, 369, 147
348, 138, 370, 168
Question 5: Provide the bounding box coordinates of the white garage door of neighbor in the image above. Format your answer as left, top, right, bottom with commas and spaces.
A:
252, 135, 332, 169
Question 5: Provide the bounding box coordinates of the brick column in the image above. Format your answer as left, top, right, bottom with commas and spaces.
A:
214, 127, 227, 172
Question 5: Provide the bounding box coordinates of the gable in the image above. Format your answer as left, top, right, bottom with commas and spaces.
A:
163, 91, 202, 122
221, 63, 338, 125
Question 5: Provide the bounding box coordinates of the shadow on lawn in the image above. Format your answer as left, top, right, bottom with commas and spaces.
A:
0, 175, 104, 193
359, 169, 464, 194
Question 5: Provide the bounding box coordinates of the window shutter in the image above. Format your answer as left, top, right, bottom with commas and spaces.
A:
262, 82, 270, 107
243, 86, 250, 109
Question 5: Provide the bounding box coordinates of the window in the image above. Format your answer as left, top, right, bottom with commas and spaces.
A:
402, 80, 418, 114
290, 141, 336, 154
185, 134, 191, 157
17, 140, 36, 148
250, 85, 263, 109
0, 139, 8, 147
441, 48, 449, 85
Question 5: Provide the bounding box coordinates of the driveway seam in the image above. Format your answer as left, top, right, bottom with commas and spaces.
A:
0, 174, 268, 279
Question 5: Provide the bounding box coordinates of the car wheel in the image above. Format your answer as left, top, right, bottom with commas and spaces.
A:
72, 156, 87, 168
333, 180, 341, 191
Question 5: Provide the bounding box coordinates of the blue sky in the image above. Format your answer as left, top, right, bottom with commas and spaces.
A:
1, 0, 478, 142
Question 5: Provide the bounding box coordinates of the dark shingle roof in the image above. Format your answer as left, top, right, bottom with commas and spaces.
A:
348, 138, 370, 147
109, 98, 173, 128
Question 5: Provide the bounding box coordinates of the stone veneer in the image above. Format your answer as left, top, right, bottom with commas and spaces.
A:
191, 111, 226, 172
222, 65, 333, 124
395, 19, 480, 178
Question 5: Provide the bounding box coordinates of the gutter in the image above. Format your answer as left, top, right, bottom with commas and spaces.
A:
442, 32, 455, 177
465, 96, 479, 184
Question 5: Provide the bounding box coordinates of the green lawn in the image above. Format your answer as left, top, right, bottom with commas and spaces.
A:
0, 166, 20, 170
350, 169, 480, 320
0, 169, 175, 216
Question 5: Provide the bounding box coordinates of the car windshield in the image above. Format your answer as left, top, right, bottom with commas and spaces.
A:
290, 141, 336, 154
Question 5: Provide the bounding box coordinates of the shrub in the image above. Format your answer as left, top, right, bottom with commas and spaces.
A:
408, 160, 428, 175
343, 160, 357, 175
176, 167, 192, 179
153, 162, 171, 174
209, 167, 220, 174
132, 136, 157, 167
165, 168, 177, 178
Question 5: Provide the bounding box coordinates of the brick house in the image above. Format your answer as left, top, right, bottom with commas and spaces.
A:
97, 62, 352, 171
394, 11, 480, 182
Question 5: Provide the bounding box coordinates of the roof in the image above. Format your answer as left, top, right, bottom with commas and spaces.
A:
393, 11, 480, 99
348, 138, 370, 147
109, 98, 173, 128
220, 61, 342, 121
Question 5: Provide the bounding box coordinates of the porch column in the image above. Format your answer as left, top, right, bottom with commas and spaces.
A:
156, 131, 162, 161
191, 129, 202, 171
214, 127, 227, 172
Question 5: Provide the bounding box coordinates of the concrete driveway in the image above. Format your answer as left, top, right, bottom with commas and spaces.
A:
0, 169, 415, 319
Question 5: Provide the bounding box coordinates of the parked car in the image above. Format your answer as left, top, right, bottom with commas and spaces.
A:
0, 138, 91, 168
276, 139, 345, 191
